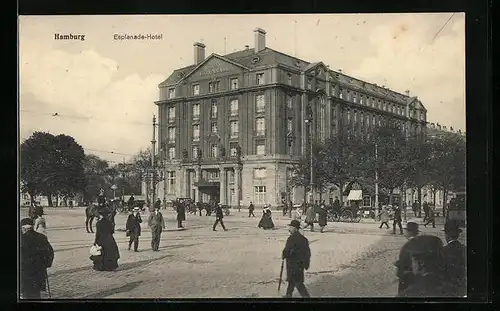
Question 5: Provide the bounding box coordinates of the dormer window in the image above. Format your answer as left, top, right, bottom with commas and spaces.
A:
230, 78, 239, 90
209, 81, 220, 93
287, 74, 292, 85
193, 84, 200, 96
307, 78, 312, 90
168, 88, 175, 99
256, 73, 264, 85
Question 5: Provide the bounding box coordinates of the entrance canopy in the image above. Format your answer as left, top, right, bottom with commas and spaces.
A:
347, 190, 363, 201
194, 181, 220, 188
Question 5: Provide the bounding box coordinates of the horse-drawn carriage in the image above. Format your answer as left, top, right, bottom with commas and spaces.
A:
326, 204, 361, 223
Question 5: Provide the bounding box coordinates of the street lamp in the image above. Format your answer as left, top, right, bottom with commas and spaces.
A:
304, 116, 314, 204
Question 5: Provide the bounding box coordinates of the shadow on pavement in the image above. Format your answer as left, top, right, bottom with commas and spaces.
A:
79, 280, 144, 299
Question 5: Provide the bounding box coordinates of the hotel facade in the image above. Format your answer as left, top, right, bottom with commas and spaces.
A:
152, 28, 428, 207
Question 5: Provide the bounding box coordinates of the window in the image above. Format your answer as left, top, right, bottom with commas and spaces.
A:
347, 110, 351, 124
229, 142, 238, 157
254, 168, 267, 179
287, 119, 293, 133
168, 147, 175, 159
256, 95, 265, 113
192, 103, 200, 120
168, 106, 175, 122
256, 117, 265, 135
256, 73, 264, 85
230, 120, 239, 138
332, 107, 336, 118
211, 122, 218, 133
230, 78, 238, 90
383, 102, 387, 111
230, 99, 239, 116
254, 186, 267, 205
192, 124, 200, 141
287, 96, 293, 109
347, 91, 352, 101
168, 127, 176, 143
211, 101, 218, 118
360, 113, 364, 125
307, 78, 312, 90
192, 146, 199, 159
256, 141, 265, 155
354, 111, 358, 123
377, 100, 381, 109
339, 89, 343, 99
168, 88, 175, 99
360, 96, 364, 105
353, 93, 357, 103
210, 144, 218, 158
208, 171, 219, 179
193, 84, 200, 96
167, 171, 176, 194
287, 74, 292, 85
372, 115, 376, 125
209, 81, 220, 93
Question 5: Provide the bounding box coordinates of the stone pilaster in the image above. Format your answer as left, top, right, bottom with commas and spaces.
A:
220, 167, 227, 205
234, 165, 242, 208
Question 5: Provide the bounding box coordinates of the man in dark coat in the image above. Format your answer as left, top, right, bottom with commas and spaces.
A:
176, 199, 186, 228
148, 205, 166, 251
127, 195, 135, 210
442, 221, 466, 296
154, 198, 162, 211
282, 220, 311, 298
20, 218, 54, 299
398, 235, 454, 297
423, 202, 430, 222
248, 201, 256, 217
213, 203, 228, 231
317, 204, 328, 233
395, 221, 420, 294
392, 205, 404, 235
126, 207, 142, 251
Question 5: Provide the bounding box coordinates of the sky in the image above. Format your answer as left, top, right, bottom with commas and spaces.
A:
19, 13, 465, 164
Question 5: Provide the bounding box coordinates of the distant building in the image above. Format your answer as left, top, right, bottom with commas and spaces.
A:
153, 28, 428, 207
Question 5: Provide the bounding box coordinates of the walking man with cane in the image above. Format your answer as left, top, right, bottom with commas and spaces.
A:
281, 220, 311, 298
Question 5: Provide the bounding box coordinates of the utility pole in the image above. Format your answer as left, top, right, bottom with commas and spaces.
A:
305, 114, 314, 204
151, 115, 157, 208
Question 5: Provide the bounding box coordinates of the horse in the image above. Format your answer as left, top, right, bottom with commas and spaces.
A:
85, 202, 117, 233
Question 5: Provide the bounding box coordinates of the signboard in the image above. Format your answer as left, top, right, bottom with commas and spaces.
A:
111, 184, 118, 190
198, 60, 230, 77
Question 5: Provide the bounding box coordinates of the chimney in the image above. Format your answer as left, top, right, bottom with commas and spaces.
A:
405, 90, 410, 96
193, 42, 206, 65
245, 45, 249, 50
450, 126, 454, 132
338, 69, 343, 73
458, 129, 462, 134
443, 126, 447, 131
254, 28, 266, 52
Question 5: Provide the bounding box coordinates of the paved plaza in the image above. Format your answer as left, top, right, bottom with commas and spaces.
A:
19, 207, 462, 299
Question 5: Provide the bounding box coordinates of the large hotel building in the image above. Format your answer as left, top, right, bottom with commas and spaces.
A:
153, 28, 428, 207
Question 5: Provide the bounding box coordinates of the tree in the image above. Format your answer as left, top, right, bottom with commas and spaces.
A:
21, 132, 85, 206
427, 132, 466, 217
289, 142, 326, 204
371, 125, 409, 205
83, 154, 111, 204
405, 134, 433, 209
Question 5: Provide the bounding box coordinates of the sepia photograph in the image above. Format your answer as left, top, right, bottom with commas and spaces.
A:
19, 13, 466, 300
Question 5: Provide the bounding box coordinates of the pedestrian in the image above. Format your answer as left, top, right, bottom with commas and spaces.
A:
442, 221, 466, 296
127, 195, 135, 210
282, 220, 311, 298
126, 207, 142, 252
176, 199, 186, 228
392, 205, 404, 235
34, 211, 47, 236
394, 220, 420, 294
282, 199, 288, 217
20, 218, 54, 299
412, 201, 418, 217
258, 205, 275, 230
248, 201, 256, 217
154, 198, 162, 211
304, 205, 316, 232
197, 201, 203, 216
424, 207, 436, 228
423, 202, 429, 222
213, 203, 228, 231
291, 205, 302, 222
317, 203, 327, 233
91, 208, 120, 271
148, 205, 166, 251
379, 206, 390, 229
397, 235, 454, 297
288, 200, 293, 218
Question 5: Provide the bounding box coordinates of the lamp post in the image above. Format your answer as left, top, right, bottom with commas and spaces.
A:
304, 116, 314, 204
374, 142, 379, 218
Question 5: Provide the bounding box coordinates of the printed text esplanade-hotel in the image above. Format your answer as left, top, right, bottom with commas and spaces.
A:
154, 28, 427, 207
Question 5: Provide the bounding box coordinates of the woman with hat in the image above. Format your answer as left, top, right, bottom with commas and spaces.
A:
258, 204, 275, 230
34, 210, 47, 236
91, 208, 120, 271
317, 204, 328, 233
442, 221, 466, 296
20, 218, 54, 299
126, 207, 142, 252
379, 206, 390, 229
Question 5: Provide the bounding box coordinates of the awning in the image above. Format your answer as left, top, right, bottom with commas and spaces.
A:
194, 181, 220, 188
347, 190, 363, 201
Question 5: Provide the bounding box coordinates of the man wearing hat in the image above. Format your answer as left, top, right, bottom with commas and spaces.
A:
398, 235, 454, 297
395, 220, 420, 294
442, 221, 466, 296
282, 220, 311, 298
213, 203, 228, 231
20, 218, 54, 299
126, 207, 142, 251
148, 204, 166, 251
392, 205, 404, 235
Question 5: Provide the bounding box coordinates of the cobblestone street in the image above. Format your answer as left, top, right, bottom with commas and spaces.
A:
20, 207, 462, 299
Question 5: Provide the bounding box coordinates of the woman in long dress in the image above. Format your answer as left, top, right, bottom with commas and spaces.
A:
91, 209, 120, 271
379, 206, 390, 229
317, 204, 328, 233
304, 205, 316, 232
258, 205, 275, 230
34, 213, 47, 236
